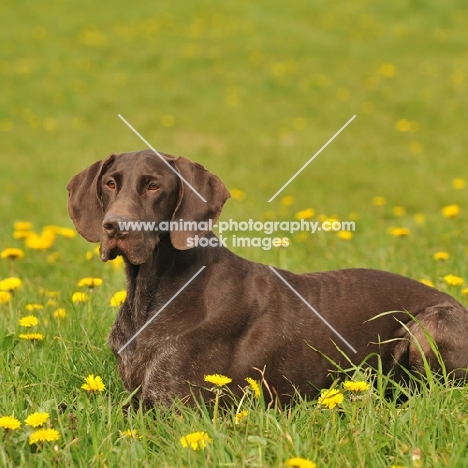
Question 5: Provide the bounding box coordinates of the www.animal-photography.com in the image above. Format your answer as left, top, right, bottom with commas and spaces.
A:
2, 1, 468, 467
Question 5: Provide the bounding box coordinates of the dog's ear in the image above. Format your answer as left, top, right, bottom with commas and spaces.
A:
170, 156, 230, 250
66, 155, 116, 242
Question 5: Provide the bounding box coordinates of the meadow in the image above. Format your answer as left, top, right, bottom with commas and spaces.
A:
1, 0, 468, 466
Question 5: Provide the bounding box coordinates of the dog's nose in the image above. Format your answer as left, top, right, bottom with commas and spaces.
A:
102, 215, 131, 238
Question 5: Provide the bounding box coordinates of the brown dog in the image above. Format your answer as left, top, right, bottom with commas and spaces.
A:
67, 150, 468, 407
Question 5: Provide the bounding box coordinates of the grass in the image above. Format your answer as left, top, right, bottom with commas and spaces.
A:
1, 0, 468, 465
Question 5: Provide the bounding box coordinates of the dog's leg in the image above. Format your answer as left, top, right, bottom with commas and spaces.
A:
394, 303, 468, 380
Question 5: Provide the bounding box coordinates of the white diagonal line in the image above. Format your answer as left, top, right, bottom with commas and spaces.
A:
268, 115, 356, 202
118, 114, 207, 203
268, 266, 357, 354
117, 266, 206, 354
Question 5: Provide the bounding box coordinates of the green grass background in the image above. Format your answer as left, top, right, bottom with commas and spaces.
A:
1, 0, 468, 466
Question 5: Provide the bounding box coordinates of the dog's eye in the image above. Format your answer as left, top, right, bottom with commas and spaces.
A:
148, 182, 159, 191
106, 180, 116, 189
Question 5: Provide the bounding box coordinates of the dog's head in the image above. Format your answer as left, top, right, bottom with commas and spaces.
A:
67, 150, 230, 264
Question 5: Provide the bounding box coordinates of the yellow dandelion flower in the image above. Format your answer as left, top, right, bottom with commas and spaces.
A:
13, 230, 34, 240
1, 248, 25, 260
42, 225, 62, 235
337, 231, 352, 240
245, 377, 261, 398
0, 277, 22, 291
25, 412, 49, 427
395, 118, 411, 132
419, 279, 434, 288
433, 251, 449, 261
121, 429, 142, 439
230, 188, 246, 201
393, 206, 406, 217
78, 277, 103, 288
180, 431, 212, 451
372, 196, 386, 206
379, 62, 396, 77
204, 374, 232, 387
389, 227, 410, 237
56, 227, 76, 238
41, 228, 56, 240
294, 208, 315, 220
318, 388, 344, 409
19, 333, 44, 341
28, 428, 60, 445
26, 303, 44, 312
46, 299, 57, 307
14, 221, 33, 231
281, 195, 294, 206
85, 251, 94, 261
108, 255, 124, 269
234, 410, 249, 424
19, 315, 39, 327
452, 178, 466, 190
0, 291, 12, 304
462, 288, 468, 295
442, 204, 460, 218
53, 308, 67, 319
343, 380, 370, 392
72, 292, 89, 303
81, 374, 105, 392
110, 291, 127, 307
25, 233, 54, 250
444, 275, 464, 287
0, 416, 21, 430
285, 457, 317, 468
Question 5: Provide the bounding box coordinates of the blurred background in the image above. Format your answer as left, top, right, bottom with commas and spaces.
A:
1, 0, 467, 275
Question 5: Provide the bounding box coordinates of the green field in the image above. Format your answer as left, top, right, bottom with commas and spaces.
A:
1, 0, 468, 466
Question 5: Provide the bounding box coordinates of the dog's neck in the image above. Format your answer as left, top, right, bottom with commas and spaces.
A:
122, 233, 224, 327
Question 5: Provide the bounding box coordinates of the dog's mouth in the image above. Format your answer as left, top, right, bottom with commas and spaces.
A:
100, 237, 125, 261
100, 235, 157, 265
103, 245, 124, 261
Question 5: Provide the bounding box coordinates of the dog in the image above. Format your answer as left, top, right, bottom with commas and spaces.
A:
67, 150, 468, 407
